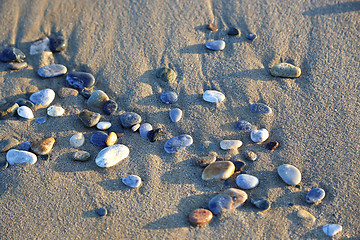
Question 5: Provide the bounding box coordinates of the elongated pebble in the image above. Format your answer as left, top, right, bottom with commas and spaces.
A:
73, 151, 90, 161
220, 140, 242, 150
122, 175, 142, 188
277, 164, 301, 185
8, 62, 27, 70
297, 210, 316, 225
323, 224, 342, 237
205, 40, 225, 51
6, 149, 37, 165
57, 87, 78, 98
0, 138, 19, 152
202, 161, 235, 181
38, 64, 67, 78
15, 98, 35, 110
131, 124, 140, 132
270, 63, 301, 78
105, 132, 117, 146
97, 122, 112, 130
250, 103, 272, 114
0, 47, 26, 62
197, 152, 217, 167
66, 71, 95, 89
160, 91, 178, 104
164, 135, 193, 153
95, 144, 130, 168
251, 197, 271, 211
17, 106, 34, 119
169, 108, 183, 122
203, 90, 225, 103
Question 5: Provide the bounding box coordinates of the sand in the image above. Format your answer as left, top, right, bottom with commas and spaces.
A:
0, 0, 359, 239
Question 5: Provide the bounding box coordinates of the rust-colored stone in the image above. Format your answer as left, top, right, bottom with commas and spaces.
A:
189, 209, 213, 226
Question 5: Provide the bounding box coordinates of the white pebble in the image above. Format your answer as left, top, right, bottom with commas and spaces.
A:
17, 106, 34, 119
6, 149, 37, 165
30, 37, 50, 55
122, 175, 142, 188
323, 224, 342, 237
131, 123, 140, 132
220, 140, 242, 150
70, 133, 85, 148
250, 128, 269, 143
97, 121, 112, 130
95, 144, 130, 168
139, 123, 153, 138
203, 90, 225, 103
47, 106, 65, 117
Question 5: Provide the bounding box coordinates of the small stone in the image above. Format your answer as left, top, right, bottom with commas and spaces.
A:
40, 154, 50, 161
203, 90, 225, 103
31, 137, 55, 155
236, 174, 259, 189
19, 142, 31, 151
87, 90, 109, 108
30, 89, 55, 107
164, 134, 193, 153
70, 133, 85, 148
207, 23, 218, 31
236, 120, 253, 131
105, 132, 118, 146
246, 33, 257, 40
57, 87, 78, 98
122, 175, 142, 188
73, 151, 91, 161
90, 131, 109, 147
251, 197, 271, 211
38, 51, 55, 68
0, 160, 8, 171
277, 164, 302, 185
78, 110, 101, 127
266, 141, 279, 150
220, 140, 242, 150
131, 124, 140, 132
35, 117, 46, 124
245, 151, 258, 161
228, 28, 240, 36
147, 128, 161, 142
47, 106, 65, 117
169, 108, 183, 122
297, 210, 316, 225
119, 112, 142, 128
156, 67, 177, 83
139, 123, 153, 138
96, 208, 107, 217
8, 62, 28, 70
95, 144, 130, 168
17, 106, 34, 119
103, 100, 118, 115
233, 161, 246, 172
306, 188, 326, 204
189, 209, 213, 226
224, 188, 248, 206
97, 122, 112, 130
66, 71, 96, 90
270, 63, 301, 78
15, 98, 35, 110
6, 149, 37, 165
197, 152, 217, 167
208, 195, 232, 215
49, 32, 67, 52
206, 40, 225, 51
209, 189, 248, 215
250, 103, 272, 114
30, 37, 50, 55
79, 88, 93, 99
160, 91, 178, 104
202, 161, 235, 181
108, 124, 125, 137
0, 102, 19, 119
38, 64, 67, 78
200, 141, 217, 152
323, 224, 342, 237
0, 47, 26, 62
0, 138, 19, 152
251, 128, 269, 143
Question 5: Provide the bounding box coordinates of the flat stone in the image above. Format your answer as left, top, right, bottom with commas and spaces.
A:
220, 140, 242, 150
87, 90, 109, 108
203, 90, 225, 103
306, 188, 326, 204
38, 51, 55, 68
119, 112, 142, 128
228, 28, 240, 36
131, 124, 140, 132
95, 144, 130, 168
233, 161, 246, 172
271, 63, 301, 78
246, 33, 257, 40
251, 197, 271, 211
208, 195, 232, 215
6, 149, 37, 165
169, 108, 183, 122
189, 209, 213, 226
90, 131, 108, 147
205, 40, 225, 51
0, 160, 8, 171
236, 120, 253, 131
105, 132, 118, 146
164, 134, 193, 153
31, 137, 55, 155
30, 89, 55, 107
236, 174, 259, 189
97, 122, 112, 130
223, 188, 248, 208
38, 64, 67, 78
251, 128, 269, 143
73, 151, 91, 161
70, 133, 85, 148
156, 67, 177, 83
30, 37, 50, 55
15, 98, 35, 110
96, 208, 107, 217
0, 47, 26, 62
139, 123, 153, 138
49, 32, 67, 52
103, 100, 118, 115
19, 142, 31, 151
160, 91, 178, 104
147, 128, 161, 142
297, 210, 316, 225
35, 117, 46, 124
277, 164, 302, 185
47, 106, 65, 117
79, 88, 93, 99
8, 62, 28, 70
78, 110, 101, 127
57, 87, 78, 98
0, 102, 19, 119
66, 71, 96, 89
197, 152, 217, 167
251, 103, 272, 114
323, 224, 342, 237
244, 151, 258, 161
108, 124, 125, 137
202, 161, 235, 181
17, 106, 34, 119
0, 138, 19, 152
266, 141, 279, 150
207, 23, 218, 31
122, 175, 142, 188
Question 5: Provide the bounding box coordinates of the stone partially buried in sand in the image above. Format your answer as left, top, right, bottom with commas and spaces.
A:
164, 134, 193, 153
38, 64, 67, 78
277, 164, 301, 185
87, 90, 109, 108
202, 161, 235, 181
6, 149, 37, 165
73, 151, 91, 161
203, 90, 225, 103
189, 209, 213, 226
197, 152, 217, 167
323, 224, 342, 237
78, 109, 101, 127
0, 138, 19, 152
119, 112, 142, 128
31, 137, 55, 155
251, 197, 271, 211
0, 47, 26, 62
95, 144, 130, 168
156, 67, 177, 83
66, 71, 96, 89
57, 87, 78, 98
8, 62, 28, 70
0, 102, 19, 119
297, 210, 316, 225
270, 63, 301, 78
205, 40, 225, 51
30, 89, 55, 107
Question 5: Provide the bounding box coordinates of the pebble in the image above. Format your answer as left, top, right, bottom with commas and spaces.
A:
95, 144, 130, 168
122, 175, 142, 188
30, 37, 50, 55
164, 134, 193, 153
105, 132, 118, 146
66, 71, 96, 89
97, 122, 112, 130
246, 33, 257, 40
228, 28, 240, 36
79, 88, 93, 99
0, 47, 26, 62
169, 108, 183, 122
236, 120, 253, 131
277, 164, 302, 185
73, 151, 91, 161
306, 188, 326, 204
19, 142, 31, 151
31, 137, 55, 155
250, 103, 272, 114
49, 32, 67, 52
38, 51, 55, 68
233, 161, 246, 172
37, 64, 67, 78
0, 102, 19, 119
90, 131, 109, 147
202, 161, 235, 181
17, 106, 34, 119
96, 208, 107, 217
108, 124, 125, 137
103, 100, 118, 115
147, 128, 161, 142
205, 40, 226, 51
0, 160, 8, 171
270, 63, 301, 78
156, 67, 177, 83
323, 224, 342, 237
119, 112, 142, 128
40, 154, 50, 161
6, 149, 37, 165
139, 123, 153, 138
15, 98, 35, 110
297, 210, 316, 225
47, 106, 65, 117
200, 141, 217, 152
251, 197, 271, 211
131, 124, 140, 132
203, 90, 225, 103
266, 141, 279, 150
220, 140, 242, 150
160, 91, 178, 104
35, 117, 46, 124
8, 62, 28, 70
251, 128, 269, 143
223, 188, 248, 208
0, 138, 19, 152
208, 195, 232, 215
87, 90, 109, 108
70, 133, 85, 148
245, 151, 257, 161
30, 89, 55, 107
207, 23, 218, 31
236, 174, 259, 189
196, 152, 217, 167
189, 209, 213, 226
57, 87, 78, 98
78, 110, 101, 127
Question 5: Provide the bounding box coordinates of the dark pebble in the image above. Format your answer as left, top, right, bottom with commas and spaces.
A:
119, 112, 142, 128
0, 102, 19, 119
288, 203, 294, 207
251, 197, 271, 211
0, 47, 26, 62
228, 28, 240, 36
0, 138, 19, 152
108, 124, 125, 137
233, 161, 246, 172
96, 208, 107, 216
156, 67, 177, 83
246, 33, 257, 40
236, 120, 253, 131
208, 194, 232, 215
250, 103, 272, 114
66, 72, 95, 90
224, 179, 230, 186
19, 142, 31, 151
306, 188, 326, 204
207, 23, 218, 31
0, 160, 8, 171
79, 88, 93, 99
147, 128, 162, 142
40, 154, 50, 161
35, 117, 47, 124
266, 141, 279, 150
78, 110, 101, 127
49, 32, 67, 52
16, 98, 35, 110
104, 100, 118, 115
160, 91, 178, 104
90, 131, 109, 147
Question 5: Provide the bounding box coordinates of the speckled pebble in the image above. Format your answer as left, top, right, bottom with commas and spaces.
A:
90, 131, 109, 147
38, 64, 67, 78
57, 87, 78, 98
31, 137, 55, 155
164, 135, 193, 153
236, 174, 259, 189
139, 123, 153, 138
160, 91, 178, 104
306, 188, 325, 204
251, 129, 269, 143
66, 72, 95, 90
245, 151, 258, 161
103, 100, 118, 115
236, 120, 253, 131
169, 108, 183, 122
189, 209, 213, 226
122, 175, 142, 188
271, 63, 301, 78
120, 112, 142, 128
73, 151, 91, 161
156, 67, 177, 83
205, 40, 225, 51
70, 133, 85, 148
251, 103, 272, 114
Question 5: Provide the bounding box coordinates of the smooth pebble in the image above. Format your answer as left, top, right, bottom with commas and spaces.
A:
251, 128, 269, 143
8, 62, 27, 70
73, 151, 91, 161
6, 149, 37, 165
208, 195, 232, 215
66, 71, 96, 89
96, 208, 107, 217
97, 122, 112, 130
30, 89, 55, 107
266, 141, 279, 150
90, 131, 109, 147
223, 188, 248, 209
228, 28, 240, 36
38, 64, 67, 78
19, 142, 31, 151
323, 224, 342, 237
306, 188, 326, 204
87, 90, 109, 108
103, 100, 118, 115
203, 90, 225, 103
31, 137, 55, 155
297, 210, 316, 225
277, 164, 302, 185
220, 140, 242, 150
246, 33, 257, 40
70, 133, 85, 148
236, 120, 253, 131
0, 47, 26, 62
105, 132, 118, 146
119, 112, 142, 128
160, 91, 178, 104
205, 40, 225, 51
49, 33, 67, 52
139, 123, 153, 138
78, 110, 101, 127
131, 124, 140, 132
236, 174, 259, 189
189, 209, 213, 226
0, 138, 19, 152
233, 161, 246, 172
95, 144, 130, 168
169, 108, 183, 122
17, 106, 34, 119
202, 161, 235, 181
270, 63, 301, 78
35, 117, 46, 124
122, 175, 142, 188
164, 134, 193, 153
250, 103, 272, 114
251, 197, 271, 211
47, 106, 65, 117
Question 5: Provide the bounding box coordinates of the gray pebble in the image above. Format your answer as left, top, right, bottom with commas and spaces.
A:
73, 151, 91, 161
306, 188, 325, 204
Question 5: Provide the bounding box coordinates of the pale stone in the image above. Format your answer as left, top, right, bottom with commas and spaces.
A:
270, 63, 301, 78
17, 106, 34, 119
30, 37, 50, 55
220, 140, 242, 150
250, 128, 269, 143
95, 144, 130, 168
47, 106, 65, 117
70, 133, 85, 148
6, 149, 37, 165
203, 90, 225, 103
297, 210, 316, 225
323, 224, 342, 237
277, 164, 302, 185
202, 161, 235, 181
97, 121, 112, 130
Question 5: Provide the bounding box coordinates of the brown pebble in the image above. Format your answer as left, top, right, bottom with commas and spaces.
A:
189, 209, 213, 226
31, 137, 55, 155
202, 161, 235, 181
105, 132, 118, 146
8, 62, 27, 70
223, 188, 248, 209
58, 87, 78, 98
207, 23, 218, 31
297, 210, 316, 225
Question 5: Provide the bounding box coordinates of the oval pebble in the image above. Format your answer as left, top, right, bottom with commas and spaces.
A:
236, 120, 253, 131
49, 33, 67, 52
105, 132, 118, 146
223, 188, 248, 209
0, 47, 26, 62
139, 123, 153, 138
270, 63, 301, 78
323, 224, 342, 237
205, 40, 225, 51
95, 144, 130, 168
96, 208, 107, 217
306, 188, 325, 204
66, 71, 95, 89
246, 33, 257, 40
57, 87, 78, 98
164, 134, 193, 153
78, 110, 101, 127
35, 117, 46, 124
220, 140, 242, 150
169, 108, 183, 122
251, 197, 271, 211
297, 210, 316, 225
251, 128, 269, 143
8, 62, 28, 70
31, 137, 55, 155
228, 28, 240, 36
70, 133, 85, 148
6, 149, 37, 165
236, 174, 259, 189
73, 151, 91, 161
103, 100, 118, 115
160, 91, 178, 104
203, 90, 225, 103
19, 142, 31, 151
122, 175, 142, 188
87, 90, 109, 108
277, 164, 302, 185
17, 106, 34, 119
202, 161, 235, 181
38, 64, 67, 78
250, 103, 272, 114
30, 89, 55, 107
156, 67, 177, 83
47, 106, 65, 117
189, 209, 213, 226
0, 138, 19, 152
208, 195, 232, 215
97, 122, 112, 130
119, 112, 142, 128
90, 131, 109, 147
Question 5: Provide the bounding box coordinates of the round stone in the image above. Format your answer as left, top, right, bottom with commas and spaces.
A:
73, 151, 91, 161
131, 124, 140, 132
122, 175, 142, 188
35, 117, 46, 124
47, 106, 65, 117
147, 128, 161, 142
0, 102, 19, 119
164, 134, 193, 153
105, 132, 118, 147
17, 106, 34, 119
189, 209, 213, 226
96, 208, 107, 217
30, 89, 55, 107
156, 67, 177, 83
0, 47, 26, 62
245, 151, 258, 161
57, 87, 78, 98
246, 33, 257, 40
266, 141, 279, 150
306, 188, 326, 204
95, 144, 130, 168
233, 161, 246, 172
160, 91, 178, 104
70, 133, 85, 148
103, 100, 118, 115
15, 98, 35, 110
8, 62, 27, 70
207, 23, 218, 31
49, 33, 67, 52
90, 131, 109, 147
323, 224, 342, 237
19, 142, 31, 151
0, 138, 19, 152
6, 149, 37, 165
297, 210, 316, 225
139, 123, 153, 138
228, 28, 240, 36
119, 112, 142, 128
251, 128, 269, 143
208, 195, 232, 215
0, 160, 8, 171
271, 63, 301, 78
197, 152, 217, 167
66, 71, 96, 89
169, 108, 183, 122
223, 188, 248, 209
87, 90, 109, 108
236, 120, 253, 131
78, 110, 101, 127
220, 140, 242, 150
236, 174, 259, 189
203, 90, 225, 103
202, 161, 235, 181
251, 103, 272, 114
38, 64, 67, 78
97, 122, 112, 130
205, 40, 226, 51
30, 37, 50, 55
277, 164, 302, 185
251, 197, 271, 211
31, 137, 55, 155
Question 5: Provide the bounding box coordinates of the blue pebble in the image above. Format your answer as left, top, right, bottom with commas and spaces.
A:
160, 91, 178, 104
246, 33, 257, 40
90, 131, 108, 147
96, 208, 107, 216
306, 188, 326, 204
236, 120, 253, 131
250, 103, 272, 114
164, 134, 193, 153
35, 117, 47, 124
38, 64, 67, 78
30, 89, 55, 106
169, 108, 183, 122
66, 71, 95, 90
0, 47, 26, 62
79, 88, 92, 99
104, 100, 118, 115
208, 194, 232, 215
119, 112, 142, 128
205, 40, 226, 51
19, 142, 31, 151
